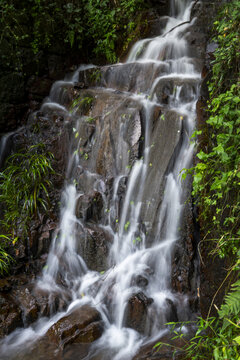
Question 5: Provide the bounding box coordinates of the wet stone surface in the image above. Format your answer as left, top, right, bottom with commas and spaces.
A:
46, 305, 103, 348
124, 292, 154, 334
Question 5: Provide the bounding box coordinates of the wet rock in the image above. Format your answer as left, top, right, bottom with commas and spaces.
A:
171, 201, 196, 296
33, 287, 69, 318
80, 62, 169, 95
72, 89, 143, 178
124, 292, 153, 334
139, 109, 182, 235
46, 305, 103, 348
12, 286, 39, 325
63, 343, 91, 360
152, 77, 198, 105
34, 221, 57, 258
135, 275, 149, 288
0, 293, 23, 338
1, 337, 63, 360
165, 298, 178, 323
76, 191, 104, 223
77, 224, 112, 272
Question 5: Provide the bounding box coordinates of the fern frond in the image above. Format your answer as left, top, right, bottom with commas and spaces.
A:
219, 280, 240, 318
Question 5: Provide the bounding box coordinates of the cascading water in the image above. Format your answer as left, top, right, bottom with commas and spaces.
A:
0, 1, 202, 359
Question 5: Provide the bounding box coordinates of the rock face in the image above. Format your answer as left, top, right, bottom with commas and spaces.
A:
47, 305, 103, 348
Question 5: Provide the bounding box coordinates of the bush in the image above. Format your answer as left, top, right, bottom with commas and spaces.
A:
177, 1, 240, 358
0, 0, 146, 71
0, 143, 54, 273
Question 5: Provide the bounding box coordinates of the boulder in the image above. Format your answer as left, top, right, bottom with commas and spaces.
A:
46, 305, 103, 348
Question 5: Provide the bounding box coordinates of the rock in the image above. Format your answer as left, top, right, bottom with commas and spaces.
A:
33, 287, 69, 318
34, 221, 57, 258
63, 343, 91, 360
12, 286, 39, 325
165, 298, 178, 323
0, 279, 12, 292
76, 191, 104, 223
1, 337, 63, 360
46, 305, 103, 348
77, 224, 112, 272
124, 292, 153, 334
135, 275, 149, 288
171, 200, 198, 311
152, 76, 199, 105
0, 293, 23, 338
79, 62, 169, 94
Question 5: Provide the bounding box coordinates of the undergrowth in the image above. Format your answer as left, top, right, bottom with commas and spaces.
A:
0, 0, 147, 71
0, 143, 54, 274
157, 1, 240, 359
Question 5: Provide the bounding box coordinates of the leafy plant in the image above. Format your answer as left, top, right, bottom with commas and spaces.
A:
182, 0, 240, 258
0, 235, 14, 275
154, 315, 240, 360
0, 143, 54, 240
70, 95, 94, 114
0, 0, 147, 72
175, 1, 240, 358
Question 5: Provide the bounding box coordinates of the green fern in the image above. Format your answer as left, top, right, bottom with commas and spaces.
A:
219, 279, 240, 318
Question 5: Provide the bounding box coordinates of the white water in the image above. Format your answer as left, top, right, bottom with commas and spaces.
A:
0, 1, 201, 359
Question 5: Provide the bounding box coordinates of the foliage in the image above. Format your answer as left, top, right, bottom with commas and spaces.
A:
154, 314, 240, 360
0, 0, 146, 71
218, 277, 240, 319
70, 95, 94, 114
182, 0, 240, 258
175, 1, 240, 359
0, 143, 54, 243
0, 235, 14, 275
154, 263, 240, 359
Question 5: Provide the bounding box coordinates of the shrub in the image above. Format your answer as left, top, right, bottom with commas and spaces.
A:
0, 143, 54, 273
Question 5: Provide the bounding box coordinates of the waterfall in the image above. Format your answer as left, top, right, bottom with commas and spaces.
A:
0, 1, 202, 359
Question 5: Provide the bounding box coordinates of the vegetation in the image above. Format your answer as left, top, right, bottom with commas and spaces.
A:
0, 234, 14, 275
164, 1, 240, 358
0, 144, 54, 274
0, 0, 146, 72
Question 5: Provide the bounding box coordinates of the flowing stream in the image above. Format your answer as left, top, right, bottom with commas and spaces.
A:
0, 1, 202, 359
